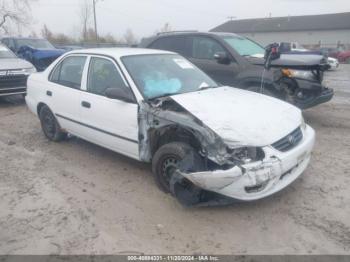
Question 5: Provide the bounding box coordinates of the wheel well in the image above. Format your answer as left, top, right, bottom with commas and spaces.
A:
150, 125, 202, 156
37, 102, 47, 116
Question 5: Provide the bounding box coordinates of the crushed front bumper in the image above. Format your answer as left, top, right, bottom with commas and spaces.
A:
296, 87, 334, 109
177, 125, 315, 202
293, 78, 334, 109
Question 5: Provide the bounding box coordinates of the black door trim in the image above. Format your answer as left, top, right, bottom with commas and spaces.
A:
56, 114, 138, 144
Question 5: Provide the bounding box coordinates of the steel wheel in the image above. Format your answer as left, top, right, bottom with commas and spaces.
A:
161, 155, 180, 185
39, 105, 66, 142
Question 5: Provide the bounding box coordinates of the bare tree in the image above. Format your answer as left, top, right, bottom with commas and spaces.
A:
41, 24, 53, 41
79, 0, 93, 41
40, 24, 76, 45
159, 22, 172, 33
123, 28, 138, 46
0, 0, 36, 34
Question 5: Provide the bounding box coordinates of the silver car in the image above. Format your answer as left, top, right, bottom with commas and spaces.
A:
0, 44, 36, 97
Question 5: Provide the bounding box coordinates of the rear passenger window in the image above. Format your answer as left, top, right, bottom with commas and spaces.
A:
87, 57, 127, 96
191, 37, 226, 60
50, 56, 87, 89
150, 36, 189, 56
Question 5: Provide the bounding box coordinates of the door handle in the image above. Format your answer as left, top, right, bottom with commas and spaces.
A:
46, 91, 52, 96
81, 101, 91, 108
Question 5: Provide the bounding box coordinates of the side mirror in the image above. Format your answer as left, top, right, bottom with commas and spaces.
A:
214, 52, 230, 64
265, 43, 281, 61
264, 43, 281, 69
105, 88, 135, 103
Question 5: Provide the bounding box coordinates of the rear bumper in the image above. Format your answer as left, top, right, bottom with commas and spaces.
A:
25, 95, 38, 116
177, 125, 315, 202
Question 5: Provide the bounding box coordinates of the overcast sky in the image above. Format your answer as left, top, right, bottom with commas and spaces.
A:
30, 0, 350, 39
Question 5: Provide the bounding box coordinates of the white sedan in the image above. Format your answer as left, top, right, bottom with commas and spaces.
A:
26, 48, 315, 206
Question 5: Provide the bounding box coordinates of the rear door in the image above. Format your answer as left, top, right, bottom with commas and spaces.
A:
149, 36, 191, 57
187, 36, 240, 86
78, 56, 139, 160
48, 55, 89, 136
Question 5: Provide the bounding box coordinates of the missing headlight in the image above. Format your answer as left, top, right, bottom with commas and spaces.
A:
227, 147, 265, 164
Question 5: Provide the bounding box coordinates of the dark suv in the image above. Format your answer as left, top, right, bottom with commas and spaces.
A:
141, 32, 334, 109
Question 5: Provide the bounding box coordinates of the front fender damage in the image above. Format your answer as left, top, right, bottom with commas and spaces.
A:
138, 98, 231, 165
138, 98, 243, 206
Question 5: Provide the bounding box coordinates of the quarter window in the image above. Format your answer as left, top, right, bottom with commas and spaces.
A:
191, 37, 226, 60
87, 57, 127, 96
50, 56, 87, 89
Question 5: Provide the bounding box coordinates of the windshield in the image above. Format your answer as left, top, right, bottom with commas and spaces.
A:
222, 35, 265, 57
0, 45, 17, 58
16, 39, 54, 49
122, 54, 218, 99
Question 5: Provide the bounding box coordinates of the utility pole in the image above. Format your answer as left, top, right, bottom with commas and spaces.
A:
93, 0, 102, 42
227, 16, 236, 21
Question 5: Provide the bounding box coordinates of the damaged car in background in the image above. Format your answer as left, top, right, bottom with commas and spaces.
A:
25, 48, 315, 206
1, 37, 66, 72
141, 32, 334, 109
0, 44, 36, 97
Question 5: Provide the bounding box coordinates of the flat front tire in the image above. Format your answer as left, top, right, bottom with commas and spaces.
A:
152, 142, 202, 193
39, 105, 66, 142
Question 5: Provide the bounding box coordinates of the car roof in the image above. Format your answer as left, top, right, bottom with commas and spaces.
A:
67, 47, 175, 58
154, 31, 241, 38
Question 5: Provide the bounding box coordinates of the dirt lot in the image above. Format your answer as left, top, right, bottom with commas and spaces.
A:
0, 66, 349, 255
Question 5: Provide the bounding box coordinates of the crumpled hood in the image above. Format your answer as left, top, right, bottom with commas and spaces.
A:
247, 53, 327, 69
0, 58, 34, 70
171, 86, 302, 147
30, 48, 65, 59
18, 46, 66, 60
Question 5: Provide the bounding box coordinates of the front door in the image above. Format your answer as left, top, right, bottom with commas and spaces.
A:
188, 36, 240, 86
78, 56, 139, 160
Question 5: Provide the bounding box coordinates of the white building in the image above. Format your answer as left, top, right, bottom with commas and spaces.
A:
211, 12, 350, 49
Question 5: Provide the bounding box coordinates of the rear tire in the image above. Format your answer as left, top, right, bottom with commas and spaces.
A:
39, 105, 66, 142
152, 142, 203, 193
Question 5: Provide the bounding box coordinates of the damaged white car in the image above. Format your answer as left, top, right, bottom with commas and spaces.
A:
26, 48, 316, 206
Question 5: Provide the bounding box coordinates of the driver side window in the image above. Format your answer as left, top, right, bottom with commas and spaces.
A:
87, 57, 127, 96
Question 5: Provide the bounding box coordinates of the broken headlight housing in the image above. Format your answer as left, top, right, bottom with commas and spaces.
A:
227, 147, 265, 164
282, 69, 316, 81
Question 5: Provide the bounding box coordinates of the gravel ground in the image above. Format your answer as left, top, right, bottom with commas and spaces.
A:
0, 65, 349, 255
